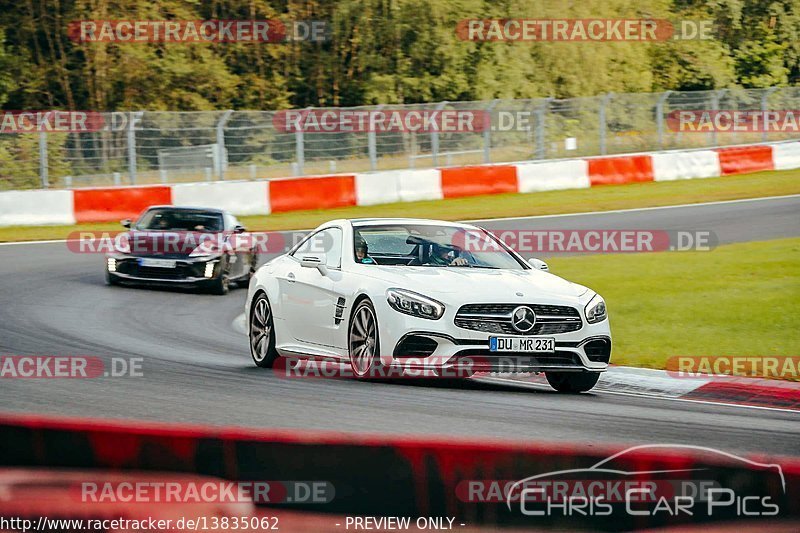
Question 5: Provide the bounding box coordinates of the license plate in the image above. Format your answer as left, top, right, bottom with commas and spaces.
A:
489, 336, 555, 353
138, 258, 177, 268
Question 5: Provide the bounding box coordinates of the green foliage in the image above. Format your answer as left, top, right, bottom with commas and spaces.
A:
0, 0, 795, 113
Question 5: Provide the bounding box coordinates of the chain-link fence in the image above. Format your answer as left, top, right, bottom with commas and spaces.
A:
2, 87, 799, 190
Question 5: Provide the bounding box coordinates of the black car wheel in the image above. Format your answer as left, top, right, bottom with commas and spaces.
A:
208, 257, 230, 295
249, 293, 278, 368
238, 252, 258, 287
545, 371, 601, 393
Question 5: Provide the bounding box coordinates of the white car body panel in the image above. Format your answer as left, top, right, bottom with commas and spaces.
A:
246, 218, 612, 375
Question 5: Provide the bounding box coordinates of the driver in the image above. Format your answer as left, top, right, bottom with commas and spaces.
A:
154, 215, 171, 230
428, 243, 468, 266
354, 237, 375, 264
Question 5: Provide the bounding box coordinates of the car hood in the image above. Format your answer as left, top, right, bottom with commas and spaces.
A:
361, 266, 589, 304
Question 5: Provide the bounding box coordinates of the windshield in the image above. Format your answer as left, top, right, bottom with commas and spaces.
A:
135, 209, 224, 232
353, 224, 526, 269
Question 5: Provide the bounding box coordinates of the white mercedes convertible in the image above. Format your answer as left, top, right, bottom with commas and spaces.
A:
245, 218, 611, 392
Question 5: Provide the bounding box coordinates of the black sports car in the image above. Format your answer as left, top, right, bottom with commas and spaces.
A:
104, 206, 258, 294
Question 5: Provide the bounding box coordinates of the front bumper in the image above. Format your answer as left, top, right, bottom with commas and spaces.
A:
105, 254, 221, 286
374, 298, 611, 373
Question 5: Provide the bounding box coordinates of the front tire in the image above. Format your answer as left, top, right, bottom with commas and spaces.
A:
249, 293, 278, 368
348, 299, 382, 378
238, 252, 258, 287
545, 371, 601, 393
208, 257, 230, 295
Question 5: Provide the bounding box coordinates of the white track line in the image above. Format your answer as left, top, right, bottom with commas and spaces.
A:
468, 194, 800, 223
0, 238, 79, 247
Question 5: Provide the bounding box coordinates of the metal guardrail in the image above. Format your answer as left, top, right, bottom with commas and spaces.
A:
1, 87, 799, 190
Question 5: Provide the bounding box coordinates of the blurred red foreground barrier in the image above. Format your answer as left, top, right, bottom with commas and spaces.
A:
0, 412, 798, 530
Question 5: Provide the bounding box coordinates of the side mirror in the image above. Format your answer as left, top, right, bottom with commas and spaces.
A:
121, 219, 132, 229
528, 257, 549, 271
299, 253, 328, 275
233, 225, 246, 234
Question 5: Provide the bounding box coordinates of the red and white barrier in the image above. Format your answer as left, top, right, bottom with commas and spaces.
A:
355, 168, 444, 205
73, 185, 171, 223
716, 145, 774, 175
0, 141, 798, 226
0, 190, 75, 226
268, 174, 356, 213
516, 159, 589, 192
652, 150, 721, 181
172, 180, 270, 215
773, 141, 800, 170
588, 154, 654, 186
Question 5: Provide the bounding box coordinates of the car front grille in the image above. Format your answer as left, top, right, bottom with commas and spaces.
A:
455, 303, 582, 335
116, 260, 201, 280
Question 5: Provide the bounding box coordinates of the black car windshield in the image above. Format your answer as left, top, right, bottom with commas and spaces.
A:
136, 209, 224, 232
353, 224, 526, 269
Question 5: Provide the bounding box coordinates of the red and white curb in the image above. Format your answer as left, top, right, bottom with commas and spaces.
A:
477, 366, 800, 412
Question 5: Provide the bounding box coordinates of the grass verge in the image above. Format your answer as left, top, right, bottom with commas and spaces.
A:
547, 238, 800, 376
1, 168, 799, 242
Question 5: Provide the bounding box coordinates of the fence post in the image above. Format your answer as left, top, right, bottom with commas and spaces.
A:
656, 91, 672, 149
710, 90, 727, 147
483, 99, 500, 163
295, 108, 309, 176
38, 131, 49, 188
431, 101, 447, 167
368, 105, 383, 171
761, 87, 779, 143
536, 98, 552, 160
599, 93, 613, 156
127, 112, 139, 185
216, 110, 234, 180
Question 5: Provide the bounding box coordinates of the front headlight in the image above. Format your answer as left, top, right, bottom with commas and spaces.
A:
584, 293, 607, 324
386, 288, 444, 320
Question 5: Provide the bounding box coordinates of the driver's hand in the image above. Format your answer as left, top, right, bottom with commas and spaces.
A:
450, 256, 469, 266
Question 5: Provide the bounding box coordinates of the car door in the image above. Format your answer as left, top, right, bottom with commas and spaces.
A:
277, 227, 343, 347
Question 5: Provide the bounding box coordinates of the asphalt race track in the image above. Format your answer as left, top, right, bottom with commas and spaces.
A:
0, 196, 798, 455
